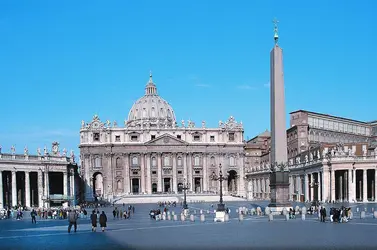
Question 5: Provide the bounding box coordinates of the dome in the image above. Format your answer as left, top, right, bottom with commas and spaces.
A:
126, 73, 176, 128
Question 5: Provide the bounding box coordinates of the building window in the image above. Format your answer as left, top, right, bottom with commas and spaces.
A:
210, 136, 215, 142
195, 171, 200, 174
151, 135, 156, 140
152, 171, 157, 175
177, 135, 181, 139
210, 156, 215, 166
132, 172, 138, 175
131, 135, 138, 141
116, 157, 121, 168
152, 157, 156, 167
143, 108, 147, 118
115, 135, 120, 142
132, 156, 138, 165
194, 156, 200, 166
229, 156, 235, 166
193, 135, 200, 141
308, 117, 313, 126
318, 119, 323, 128
229, 133, 235, 141
151, 107, 156, 117
178, 170, 182, 174
177, 157, 182, 166
164, 156, 170, 166
94, 157, 101, 168
93, 133, 100, 141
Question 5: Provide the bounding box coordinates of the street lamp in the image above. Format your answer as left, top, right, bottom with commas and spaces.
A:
210, 164, 228, 212
179, 179, 190, 210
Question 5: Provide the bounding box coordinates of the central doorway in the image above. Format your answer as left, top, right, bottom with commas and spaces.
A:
164, 178, 171, 193
132, 178, 139, 194
194, 177, 201, 193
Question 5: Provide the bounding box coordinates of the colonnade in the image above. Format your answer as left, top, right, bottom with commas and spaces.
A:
249, 177, 270, 200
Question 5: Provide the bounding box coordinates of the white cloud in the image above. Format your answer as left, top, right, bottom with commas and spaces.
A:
236, 84, 256, 90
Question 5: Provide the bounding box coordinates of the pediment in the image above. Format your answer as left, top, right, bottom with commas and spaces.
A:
145, 133, 188, 145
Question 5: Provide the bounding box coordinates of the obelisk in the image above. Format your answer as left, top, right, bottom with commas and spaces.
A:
268, 18, 291, 213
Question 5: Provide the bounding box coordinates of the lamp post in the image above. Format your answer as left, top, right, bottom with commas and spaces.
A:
210, 164, 228, 212
179, 179, 189, 210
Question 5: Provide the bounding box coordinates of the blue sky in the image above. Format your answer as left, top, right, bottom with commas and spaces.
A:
0, 0, 376, 156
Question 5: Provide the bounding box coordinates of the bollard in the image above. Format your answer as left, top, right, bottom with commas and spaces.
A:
194, 210, 197, 214
200, 214, 205, 222
365, 208, 367, 212
301, 206, 307, 215
239, 213, 244, 222
285, 214, 289, 221
372, 208, 374, 212
207, 210, 210, 214
181, 214, 185, 221
356, 207, 359, 212
373, 211, 377, 219
268, 213, 273, 221
302, 214, 306, 220
360, 211, 366, 219
172, 211, 175, 216
224, 213, 229, 222
162, 214, 166, 220
167, 214, 171, 220
350, 211, 353, 220
173, 214, 178, 221
282, 208, 287, 216
190, 214, 195, 222
295, 205, 300, 212
265, 207, 271, 215
236, 209, 239, 214
200, 210, 203, 214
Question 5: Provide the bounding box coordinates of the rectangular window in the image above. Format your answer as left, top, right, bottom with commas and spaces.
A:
357, 126, 361, 134
328, 121, 334, 130
151, 135, 156, 140
352, 125, 357, 134
131, 135, 138, 141
210, 136, 215, 142
366, 128, 370, 135
193, 135, 200, 141
308, 117, 313, 126
93, 133, 100, 141
178, 170, 182, 174
334, 122, 338, 130
195, 171, 200, 174
152, 171, 157, 175
339, 123, 344, 132
177, 135, 181, 139
229, 133, 235, 141
115, 135, 120, 142
361, 127, 366, 135
313, 118, 318, 127
318, 119, 323, 128
323, 120, 329, 129
132, 172, 138, 175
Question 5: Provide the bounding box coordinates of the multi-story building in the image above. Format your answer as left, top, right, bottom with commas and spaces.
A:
79, 73, 245, 202
245, 110, 377, 202
0, 142, 78, 209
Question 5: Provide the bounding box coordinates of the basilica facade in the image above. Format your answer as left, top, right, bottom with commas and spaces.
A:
79, 73, 245, 202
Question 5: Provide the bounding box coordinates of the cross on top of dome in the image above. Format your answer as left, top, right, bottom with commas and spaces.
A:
145, 71, 157, 95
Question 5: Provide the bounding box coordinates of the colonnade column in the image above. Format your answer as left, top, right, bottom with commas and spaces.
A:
37, 171, 43, 207
146, 154, 151, 194
25, 171, 30, 208
363, 169, 368, 202
330, 169, 335, 202
172, 154, 177, 193
71, 170, 76, 206
310, 173, 314, 201
0, 171, 3, 209
140, 153, 145, 194
12, 171, 17, 207
157, 153, 162, 192
304, 174, 309, 202
318, 172, 322, 202
288, 175, 292, 201
183, 154, 187, 185
322, 171, 328, 202
63, 172, 68, 197
375, 169, 377, 202
187, 153, 192, 191
296, 176, 301, 201
348, 169, 354, 202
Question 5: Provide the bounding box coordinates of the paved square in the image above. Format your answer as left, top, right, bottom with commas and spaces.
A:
1, 202, 377, 249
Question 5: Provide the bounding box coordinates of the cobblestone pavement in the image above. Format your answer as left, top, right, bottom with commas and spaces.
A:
1, 201, 377, 250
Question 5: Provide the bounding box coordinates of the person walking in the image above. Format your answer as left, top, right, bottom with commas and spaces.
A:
68, 210, 78, 233
91, 210, 98, 232
31, 209, 37, 224
99, 211, 107, 232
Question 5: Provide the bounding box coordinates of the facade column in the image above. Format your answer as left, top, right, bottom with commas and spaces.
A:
172, 154, 177, 193
304, 174, 309, 202
183, 154, 187, 184
330, 170, 335, 202
140, 153, 145, 194
203, 154, 207, 192
146, 154, 151, 194
63, 172, 68, 197
37, 171, 43, 207
296, 175, 301, 201
25, 171, 30, 208
12, 171, 17, 207
310, 173, 314, 201
157, 153, 162, 192
318, 172, 322, 202
187, 153, 192, 191
375, 169, 377, 202
0, 171, 3, 209
339, 175, 343, 202
71, 170, 76, 206
363, 169, 368, 202
124, 154, 130, 194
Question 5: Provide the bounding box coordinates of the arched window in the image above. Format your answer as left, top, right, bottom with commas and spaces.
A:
143, 108, 147, 118
210, 156, 215, 166
151, 107, 156, 117
132, 156, 138, 165
117, 180, 122, 190
194, 156, 200, 166
116, 157, 121, 168
229, 156, 235, 166
167, 109, 171, 117
152, 157, 157, 167
160, 108, 164, 116
177, 157, 182, 166
164, 156, 170, 166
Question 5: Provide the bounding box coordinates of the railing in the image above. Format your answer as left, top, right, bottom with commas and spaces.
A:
0, 153, 72, 163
